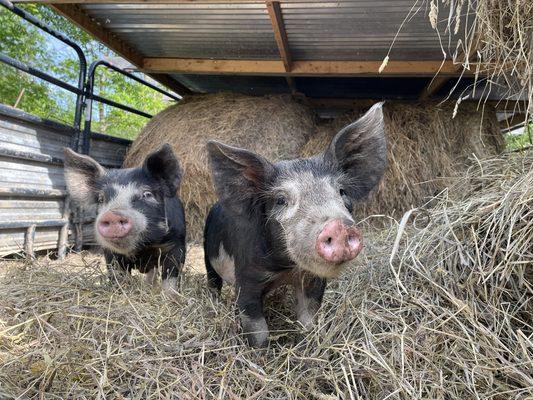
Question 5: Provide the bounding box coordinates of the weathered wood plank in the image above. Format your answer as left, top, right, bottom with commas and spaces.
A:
143, 58, 469, 76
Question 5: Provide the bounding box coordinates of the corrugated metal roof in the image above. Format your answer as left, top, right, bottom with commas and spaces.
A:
281, 1, 458, 61
77, 1, 471, 99
81, 1, 461, 61
82, 2, 280, 59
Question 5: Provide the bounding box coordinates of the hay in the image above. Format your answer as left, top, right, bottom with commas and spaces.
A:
123, 93, 315, 241
0, 150, 531, 399
432, 0, 532, 113
302, 102, 505, 220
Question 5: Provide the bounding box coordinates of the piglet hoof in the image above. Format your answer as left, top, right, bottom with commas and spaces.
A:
241, 316, 269, 348
245, 333, 269, 348
161, 277, 179, 298
297, 318, 315, 331
144, 268, 158, 287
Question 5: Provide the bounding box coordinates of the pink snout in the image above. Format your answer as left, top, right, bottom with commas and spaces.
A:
97, 211, 132, 239
315, 219, 363, 264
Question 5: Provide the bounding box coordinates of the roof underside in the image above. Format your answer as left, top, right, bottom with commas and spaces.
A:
35, 0, 512, 109
83, 1, 454, 61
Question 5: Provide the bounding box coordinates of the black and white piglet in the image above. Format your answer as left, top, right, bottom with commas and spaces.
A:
204, 103, 387, 347
64, 144, 186, 295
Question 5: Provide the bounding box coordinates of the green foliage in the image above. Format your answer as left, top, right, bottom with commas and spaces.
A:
0, 5, 72, 123
505, 125, 532, 151
91, 69, 172, 139
0, 5, 172, 139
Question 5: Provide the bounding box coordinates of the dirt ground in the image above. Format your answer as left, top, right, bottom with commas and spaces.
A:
0, 243, 207, 280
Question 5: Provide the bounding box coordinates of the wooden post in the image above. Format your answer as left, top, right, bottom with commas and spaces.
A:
74, 206, 84, 252
25, 224, 36, 260
58, 197, 70, 259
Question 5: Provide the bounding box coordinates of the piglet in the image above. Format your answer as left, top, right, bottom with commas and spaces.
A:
204, 103, 387, 346
64, 144, 186, 295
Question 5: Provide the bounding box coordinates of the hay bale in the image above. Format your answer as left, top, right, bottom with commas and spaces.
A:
0, 151, 531, 398
124, 93, 315, 241
302, 102, 505, 220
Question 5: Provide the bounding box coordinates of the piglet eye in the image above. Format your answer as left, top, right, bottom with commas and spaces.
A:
97, 193, 105, 204
276, 196, 287, 206
142, 191, 154, 199
340, 188, 347, 197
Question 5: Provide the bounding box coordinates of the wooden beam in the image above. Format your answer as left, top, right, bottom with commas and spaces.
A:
265, 1, 295, 93
419, 35, 480, 100
148, 74, 192, 96
142, 58, 471, 77
285, 76, 298, 95
51, 4, 192, 95
144, 59, 286, 75
52, 4, 143, 65
266, 1, 291, 72
419, 75, 450, 100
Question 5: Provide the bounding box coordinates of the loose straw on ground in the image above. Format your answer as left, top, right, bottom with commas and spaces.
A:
0, 150, 531, 399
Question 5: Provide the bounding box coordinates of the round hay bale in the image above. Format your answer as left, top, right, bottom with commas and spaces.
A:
301, 102, 505, 220
124, 93, 315, 241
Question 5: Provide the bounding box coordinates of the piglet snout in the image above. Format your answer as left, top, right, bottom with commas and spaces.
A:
316, 219, 363, 264
97, 211, 132, 239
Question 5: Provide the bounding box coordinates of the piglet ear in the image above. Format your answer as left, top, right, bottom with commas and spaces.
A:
143, 144, 182, 196
63, 148, 106, 206
207, 140, 275, 216
323, 102, 387, 200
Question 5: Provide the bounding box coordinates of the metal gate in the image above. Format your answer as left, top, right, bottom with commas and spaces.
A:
0, 0, 180, 258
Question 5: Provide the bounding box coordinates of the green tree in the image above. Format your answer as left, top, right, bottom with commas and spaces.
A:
0, 4, 173, 139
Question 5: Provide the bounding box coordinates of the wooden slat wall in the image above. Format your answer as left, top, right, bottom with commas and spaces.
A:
0, 104, 131, 257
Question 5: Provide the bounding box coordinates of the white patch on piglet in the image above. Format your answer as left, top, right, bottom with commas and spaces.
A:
210, 244, 236, 285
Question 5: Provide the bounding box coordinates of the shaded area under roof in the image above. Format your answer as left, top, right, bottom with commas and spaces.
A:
41, 0, 520, 108
172, 75, 481, 100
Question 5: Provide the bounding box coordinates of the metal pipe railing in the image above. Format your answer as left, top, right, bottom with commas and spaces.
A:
82, 60, 180, 154
0, 53, 83, 96
0, 0, 87, 150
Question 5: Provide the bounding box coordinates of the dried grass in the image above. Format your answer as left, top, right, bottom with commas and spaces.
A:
302, 102, 505, 221
429, 0, 532, 115
0, 150, 531, 399
123, 93, 315, 241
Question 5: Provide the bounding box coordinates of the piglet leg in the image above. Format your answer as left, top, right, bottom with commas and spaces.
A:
161, 247, 184, 296
237, 285, 269, 348
294, 274, 326, 329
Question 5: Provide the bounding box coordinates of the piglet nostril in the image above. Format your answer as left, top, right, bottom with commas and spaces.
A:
326, 237, 332, 245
